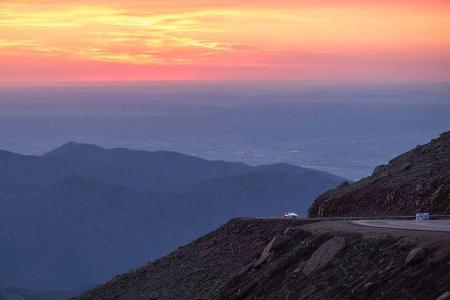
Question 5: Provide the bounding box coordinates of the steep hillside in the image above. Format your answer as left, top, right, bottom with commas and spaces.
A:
75, 218, 450, 300
0, 143, 344, 291
309, 131, 450, 217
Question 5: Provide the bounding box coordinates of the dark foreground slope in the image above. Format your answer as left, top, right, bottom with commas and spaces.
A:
75, 218, 315, 300
309, 131, 450, 217
75, 218, 450, 300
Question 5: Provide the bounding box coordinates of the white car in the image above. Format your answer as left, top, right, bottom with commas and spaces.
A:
284, 212, 298, 218
416, 212, 430, 221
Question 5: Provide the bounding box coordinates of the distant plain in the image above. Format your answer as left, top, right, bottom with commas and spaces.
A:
1, 82, 449, 180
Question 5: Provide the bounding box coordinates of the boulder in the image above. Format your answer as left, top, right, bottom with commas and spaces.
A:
405, 247, 426, 265
302, 237, 346, 275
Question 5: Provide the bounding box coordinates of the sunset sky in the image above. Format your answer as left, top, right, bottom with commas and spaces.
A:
1, 0, 450, 83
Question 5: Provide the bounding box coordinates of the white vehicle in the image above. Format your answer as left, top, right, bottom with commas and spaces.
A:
416, 212, 430, 221
284, 212, 298, 218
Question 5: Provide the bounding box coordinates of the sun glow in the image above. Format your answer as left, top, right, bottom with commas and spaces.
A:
1, 0, 449, 83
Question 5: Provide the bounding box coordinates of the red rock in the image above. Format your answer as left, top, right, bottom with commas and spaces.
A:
309, 131, 450, 217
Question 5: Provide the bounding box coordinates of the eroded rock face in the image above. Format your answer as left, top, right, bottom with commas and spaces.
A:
216, 228, 450, 300
309, 131, 450, 217
301, 237, 346, 275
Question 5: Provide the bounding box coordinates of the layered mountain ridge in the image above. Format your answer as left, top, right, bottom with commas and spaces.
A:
0, 142, 344, 291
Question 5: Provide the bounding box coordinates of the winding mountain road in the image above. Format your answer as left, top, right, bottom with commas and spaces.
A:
253, 217, 450, 233
350, 219, 450, 232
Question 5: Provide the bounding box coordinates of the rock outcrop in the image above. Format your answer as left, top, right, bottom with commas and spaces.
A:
405, 247, 426, 265
254, 234, 290, 267
300, 236, 346, 275
309, 131, 450, 217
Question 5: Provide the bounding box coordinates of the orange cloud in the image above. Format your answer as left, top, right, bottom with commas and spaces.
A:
0, 0, 449, 83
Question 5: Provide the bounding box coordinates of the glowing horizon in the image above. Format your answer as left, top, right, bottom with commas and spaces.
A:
1, 1, 450, 83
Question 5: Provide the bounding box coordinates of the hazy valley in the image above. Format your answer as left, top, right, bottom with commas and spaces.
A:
0, 142, 343, 293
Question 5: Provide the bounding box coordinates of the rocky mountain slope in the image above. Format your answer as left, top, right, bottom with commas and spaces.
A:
75, 218, 450, 300
309, 131, 450, 217
0, 143, 344, 291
